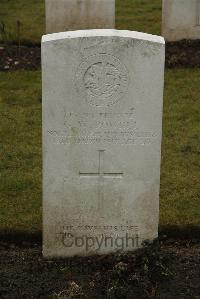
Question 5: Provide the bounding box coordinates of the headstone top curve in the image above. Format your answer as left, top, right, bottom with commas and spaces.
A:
42, 29, 165, 44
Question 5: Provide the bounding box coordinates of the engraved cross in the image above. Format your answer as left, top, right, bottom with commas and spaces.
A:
79, 150, 123, 179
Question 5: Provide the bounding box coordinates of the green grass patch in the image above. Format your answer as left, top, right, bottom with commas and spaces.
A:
116, 0, 162, 35
0, 69, 199, 234
0, 71, 42, 233
0, 0, 45, 44
0, 0, 162, 44
160, 69, 200, 228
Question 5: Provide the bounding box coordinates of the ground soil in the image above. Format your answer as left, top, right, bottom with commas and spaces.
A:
0, 40, 200, 71
0, 238, 199, 299
0, 44, 41, 71
165, 40, 200, 68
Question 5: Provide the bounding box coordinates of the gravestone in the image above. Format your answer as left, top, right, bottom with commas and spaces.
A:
162, 0, 200, 41
45, 0, 115, 33
42, 29, 165, 257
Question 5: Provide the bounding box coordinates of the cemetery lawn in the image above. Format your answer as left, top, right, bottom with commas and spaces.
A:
0, 68, 199, 236
0, 71, 42, 235
0, 0, 162, 44
0, 0, 45, 45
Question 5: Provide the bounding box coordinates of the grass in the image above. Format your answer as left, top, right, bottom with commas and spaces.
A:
0, 71, 42, 234
116, 0, 162, 35
0, 0, 162, 44
0, 69, 199, 234
160, 69, 200, 228
0, 0, 45, 44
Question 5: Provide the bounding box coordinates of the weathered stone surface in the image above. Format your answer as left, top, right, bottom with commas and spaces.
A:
162, 0, 200, 41
45, 0, 115, 33
42, 29, 165, 257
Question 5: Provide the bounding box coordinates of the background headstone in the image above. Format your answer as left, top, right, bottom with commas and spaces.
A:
42, 29, 165, 257
162, 0, 200, 41
45, 0, 115, 33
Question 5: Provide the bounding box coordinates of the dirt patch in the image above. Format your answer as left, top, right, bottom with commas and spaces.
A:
0, 238, 199, 299
166, 40, 200, 68
0, 44, 41, 71
0, 40, 199, 71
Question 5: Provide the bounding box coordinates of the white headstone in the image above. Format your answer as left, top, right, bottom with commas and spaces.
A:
42, 29, 165, 257
162, 0, 200, 41
45, 0, 115, 33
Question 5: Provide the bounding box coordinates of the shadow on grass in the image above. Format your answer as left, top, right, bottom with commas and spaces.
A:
159, 225, 200, 239
0, 225, 199, 247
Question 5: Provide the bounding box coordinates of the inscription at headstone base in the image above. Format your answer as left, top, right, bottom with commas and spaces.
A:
162, 0, 200, 41
42, 29, 165, 257
45, 0, 115, 33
